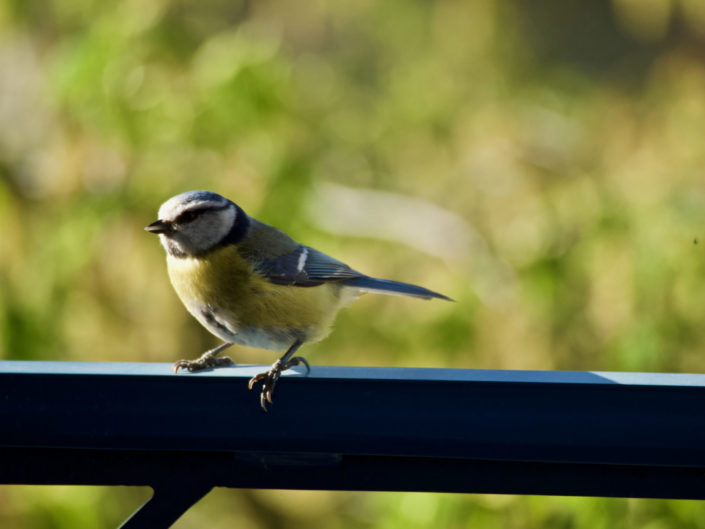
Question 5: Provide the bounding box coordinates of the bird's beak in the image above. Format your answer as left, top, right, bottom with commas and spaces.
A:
145, 219, 171, 234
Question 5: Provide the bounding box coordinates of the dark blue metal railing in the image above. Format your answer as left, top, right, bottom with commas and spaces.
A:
1, 361, 704, 528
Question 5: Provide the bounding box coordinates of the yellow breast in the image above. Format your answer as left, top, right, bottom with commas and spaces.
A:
165, 245, 352, 349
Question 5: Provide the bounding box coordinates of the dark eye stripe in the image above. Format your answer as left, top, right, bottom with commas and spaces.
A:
174, 210, 200, 223
175, 203, 230, 224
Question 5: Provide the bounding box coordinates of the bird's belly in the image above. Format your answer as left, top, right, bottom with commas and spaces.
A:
230, 324, 304, 350
166, 250, 349, 351
194, 303, 309, 351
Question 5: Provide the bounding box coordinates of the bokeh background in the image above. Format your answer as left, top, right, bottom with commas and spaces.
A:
2, 0, 705, 527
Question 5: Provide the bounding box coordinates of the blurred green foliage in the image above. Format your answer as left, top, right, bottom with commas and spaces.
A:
1, 0, 705, 527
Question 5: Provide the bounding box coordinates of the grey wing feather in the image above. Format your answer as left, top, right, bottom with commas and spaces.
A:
257, 245, 363, 287
256, 244, 452, 301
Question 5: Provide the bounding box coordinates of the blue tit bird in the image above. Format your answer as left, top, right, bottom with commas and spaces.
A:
146, 190, 451, 410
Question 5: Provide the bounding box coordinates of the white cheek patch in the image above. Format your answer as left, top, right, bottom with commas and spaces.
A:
296, 247, 309, 273
181, 204, 237, 255
222, 204, 237, 227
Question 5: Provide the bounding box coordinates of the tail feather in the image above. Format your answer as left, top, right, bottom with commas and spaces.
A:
342, 276, 453, 301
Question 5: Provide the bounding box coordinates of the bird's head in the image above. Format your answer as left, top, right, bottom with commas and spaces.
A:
145, 191, 246, 257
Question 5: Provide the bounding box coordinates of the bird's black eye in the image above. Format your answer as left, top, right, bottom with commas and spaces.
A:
176, 210, 200, 224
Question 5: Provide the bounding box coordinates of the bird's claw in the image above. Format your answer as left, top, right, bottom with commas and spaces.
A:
248, 362, 281, 412
289, 356, 311, 374
173, 354, 233, 373
248, 356, 310, 411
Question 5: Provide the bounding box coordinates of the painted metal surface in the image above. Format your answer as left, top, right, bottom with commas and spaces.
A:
1, 361, 704, 527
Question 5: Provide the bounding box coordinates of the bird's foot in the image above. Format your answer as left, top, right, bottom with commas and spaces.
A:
173, 349, 234, 373
248, 356, 310, 411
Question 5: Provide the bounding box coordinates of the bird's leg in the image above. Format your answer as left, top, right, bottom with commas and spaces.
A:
248, 340, 310, 411
173, 342, 234, 373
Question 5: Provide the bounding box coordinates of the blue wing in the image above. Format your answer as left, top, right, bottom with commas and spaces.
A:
257, 245, 451, 300
256, 246, 363, 287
